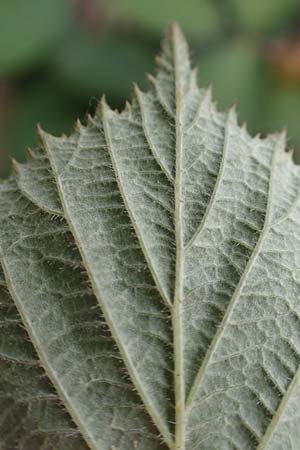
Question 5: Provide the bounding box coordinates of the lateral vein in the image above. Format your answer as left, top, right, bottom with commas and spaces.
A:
134, 85, 175, 184
257, 365, 300, 449
184, 108, 232, 252
185, 135, 282, 410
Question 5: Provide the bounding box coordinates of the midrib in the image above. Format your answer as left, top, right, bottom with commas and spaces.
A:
172, 26, 186, 450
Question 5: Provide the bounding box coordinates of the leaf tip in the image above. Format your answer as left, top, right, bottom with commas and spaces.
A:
166, 21, 185, 41
159, 21, 190, 73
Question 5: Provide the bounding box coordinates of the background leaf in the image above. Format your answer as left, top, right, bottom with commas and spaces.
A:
2, 0, 300, 178
230, 0, 296, 32
198, 38, 265, 132
6, 80, 78, 161
110, 0, 221, 36
54, 27, 157, 102
259, 83, 300, 161
0, 0, 68, 76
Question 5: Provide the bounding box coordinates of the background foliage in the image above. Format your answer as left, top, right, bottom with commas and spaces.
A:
0, 0, 300, 176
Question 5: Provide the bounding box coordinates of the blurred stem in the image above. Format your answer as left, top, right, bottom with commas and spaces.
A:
74, 0, 109, 31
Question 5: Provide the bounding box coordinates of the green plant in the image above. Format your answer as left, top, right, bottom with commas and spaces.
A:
1, 24, 300, 450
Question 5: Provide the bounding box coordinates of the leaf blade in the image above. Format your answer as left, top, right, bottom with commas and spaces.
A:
14, 147, 63, 216
41, 122, 174, 446
3, 24, 300, 450
0, 179, 165, 450
0, 267, 89, 450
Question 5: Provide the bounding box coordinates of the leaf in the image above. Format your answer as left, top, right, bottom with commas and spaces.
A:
14, 147, 63, 216
2, 24, 300, 450
0, 179, 165, 450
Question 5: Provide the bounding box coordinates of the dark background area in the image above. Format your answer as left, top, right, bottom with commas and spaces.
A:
0, 0, 300, 177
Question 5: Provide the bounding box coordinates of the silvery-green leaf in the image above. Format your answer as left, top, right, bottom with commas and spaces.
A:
41, 118, 174, 445
14, 147, 62, 216
2, 24, 300, 450
0, 267, 88, 450
0, 179, 166, 450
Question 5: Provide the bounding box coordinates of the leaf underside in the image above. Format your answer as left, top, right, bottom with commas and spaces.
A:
1, 24, 300, 450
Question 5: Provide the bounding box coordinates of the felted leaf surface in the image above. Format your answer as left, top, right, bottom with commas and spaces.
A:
0, 179, 165, 450
14, 147, 63, 216
0, 266, 88, 450
1, 24, 300, 450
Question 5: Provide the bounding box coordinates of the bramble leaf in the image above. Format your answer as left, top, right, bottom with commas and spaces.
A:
2, 24, 300, 450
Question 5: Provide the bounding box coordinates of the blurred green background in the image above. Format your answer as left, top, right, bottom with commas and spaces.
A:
0, 0, 300, 176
